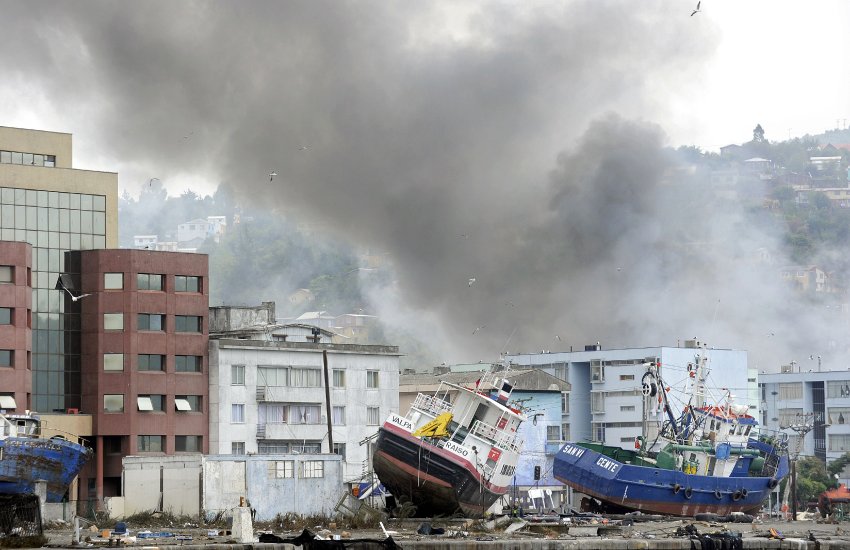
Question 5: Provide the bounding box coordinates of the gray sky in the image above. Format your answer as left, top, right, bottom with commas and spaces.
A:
1, 0, 848, 370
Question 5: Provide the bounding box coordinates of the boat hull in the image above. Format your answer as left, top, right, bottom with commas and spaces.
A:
0, 436, 92, 502
373, 424, 507, 518
554, 442, 786, 517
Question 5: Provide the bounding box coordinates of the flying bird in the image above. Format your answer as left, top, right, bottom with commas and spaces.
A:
468, 277, 476, 287
457, 233, 469, 239
57, 280, 93, 302
183, 131, 194, 140
505, 301, 516, 307
298, 145, 309, 151
690, 1, 700, 16
472, 325, 486, 335
269, 171, 277, 182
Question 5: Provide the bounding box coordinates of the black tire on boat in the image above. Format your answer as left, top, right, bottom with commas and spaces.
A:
732, 490, 742, 501
740, 488, 748, 499
714, 489, 722, 499
672, 483, 681, 494
768, 478, 779, 489
684, 487, 693, 499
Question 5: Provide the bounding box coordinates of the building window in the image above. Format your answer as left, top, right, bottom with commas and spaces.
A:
778, 408, 804, 426
547, 425, 561, 442
175, 275, 201, 293
258, 402, 287, 424
332, 406, 345, 425
175, 315, 202, 333
0, 307, 12, 325
303, 460, 324, 478
104, 394, 124, 412
138, 313, 165, 331
590, 392, 604, 412
274, 461, 294, 478
619, 374, 635, 381
366, 370, 379, 389
175, 435, 201, 452
562, 423, 570, 441
591, 364, 604, 382
290, 368, 321, 387
594, 424, 606, 442
104, 353, 124, 372
0, 394, 15, 410
333, 443, 346, 459
232, 403, 245, 423
367, 406, 380, 425
138, 395, 164, 412
175, 355, 202, 372
103, 313, 124, 331
138, 354, 165, 372
827, 380, 850, 398
0, 266, 12, 283
232, 442, 246, 455
561, 392, 569, 414
0, 350, 12, 367
137, 273, 164, 291
620, 405, 635, 412
830, 434, 850, 452
231, 365, 245, 385
290, 404, 321, 424
257, 366, 287, 386
137, 435, 164, 452
779, 383, 803, 400
332, 369, 345, 388
175, 395, 201, 412
104, 273, 123, 290
829, 407, 850, 425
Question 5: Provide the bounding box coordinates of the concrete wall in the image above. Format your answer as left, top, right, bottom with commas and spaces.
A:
121, 453, 343, 520
203, 454, 343, 521
123, 455, 203, 517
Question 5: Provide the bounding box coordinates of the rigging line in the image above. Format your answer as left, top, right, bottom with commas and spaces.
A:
500, 325, 519, 357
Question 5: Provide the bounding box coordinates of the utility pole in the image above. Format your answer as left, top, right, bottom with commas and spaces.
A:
785, 413, 815, 520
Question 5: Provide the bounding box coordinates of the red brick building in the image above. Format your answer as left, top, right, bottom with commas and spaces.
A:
0, 241, 32, 411
69, 249, 209, 501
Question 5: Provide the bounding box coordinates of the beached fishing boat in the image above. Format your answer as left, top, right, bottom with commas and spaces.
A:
0, 411, 92, 502
372, 369, 525, 517
554, 347, 789, 516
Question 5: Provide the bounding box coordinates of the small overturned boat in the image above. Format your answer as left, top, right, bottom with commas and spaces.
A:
0, 411, 92, 502
554, 346, 789, 516
373, 369, 525, 517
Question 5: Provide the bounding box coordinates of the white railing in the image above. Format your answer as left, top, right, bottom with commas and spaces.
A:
469, 419, 522, 453
412, 393, 453, 416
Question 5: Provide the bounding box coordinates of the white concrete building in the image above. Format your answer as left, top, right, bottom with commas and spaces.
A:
208, 333, 400, 483
506, 341, 753, 450
177, 218, 210, 243
133, 234, 158, 249
759, 368, 850, 465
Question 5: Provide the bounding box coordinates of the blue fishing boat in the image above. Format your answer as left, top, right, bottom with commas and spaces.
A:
554, 349, 789, 516
0, 411, 92, 502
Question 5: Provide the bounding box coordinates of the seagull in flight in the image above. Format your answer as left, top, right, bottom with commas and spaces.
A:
468, 277, 476, 287
269, 171, 277, 182
691, 1, 700, 16
57, 279, 93, 302
472, 325, 486, 335
298, 145, 309, 151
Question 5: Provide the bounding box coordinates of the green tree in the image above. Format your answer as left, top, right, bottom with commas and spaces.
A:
753, 124, 766, 143
795, 456, 833, 506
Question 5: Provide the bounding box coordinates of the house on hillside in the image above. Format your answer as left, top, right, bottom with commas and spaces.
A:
779, 265, 830, 293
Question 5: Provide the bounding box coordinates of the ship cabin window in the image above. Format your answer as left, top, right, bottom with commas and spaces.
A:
689, 453, 697, 462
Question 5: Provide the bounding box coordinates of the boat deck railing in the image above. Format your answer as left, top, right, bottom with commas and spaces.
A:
412, 393, 453, 417
470, 419, 522, 452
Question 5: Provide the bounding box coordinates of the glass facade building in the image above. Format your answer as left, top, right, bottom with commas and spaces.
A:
0, 187, 107, 411
0, 125, 118, 414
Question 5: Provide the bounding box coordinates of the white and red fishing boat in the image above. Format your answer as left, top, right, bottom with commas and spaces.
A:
372, 369, 525, 517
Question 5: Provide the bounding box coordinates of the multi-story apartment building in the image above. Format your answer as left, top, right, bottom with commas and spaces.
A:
0, 126, 118, 413
71, 249, 209, 503
208, 304, 400, 482
506, 341, 752, 450
759, 369, 850, 464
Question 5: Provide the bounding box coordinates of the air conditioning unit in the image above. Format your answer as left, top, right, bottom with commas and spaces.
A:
66, 408, 79, 414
